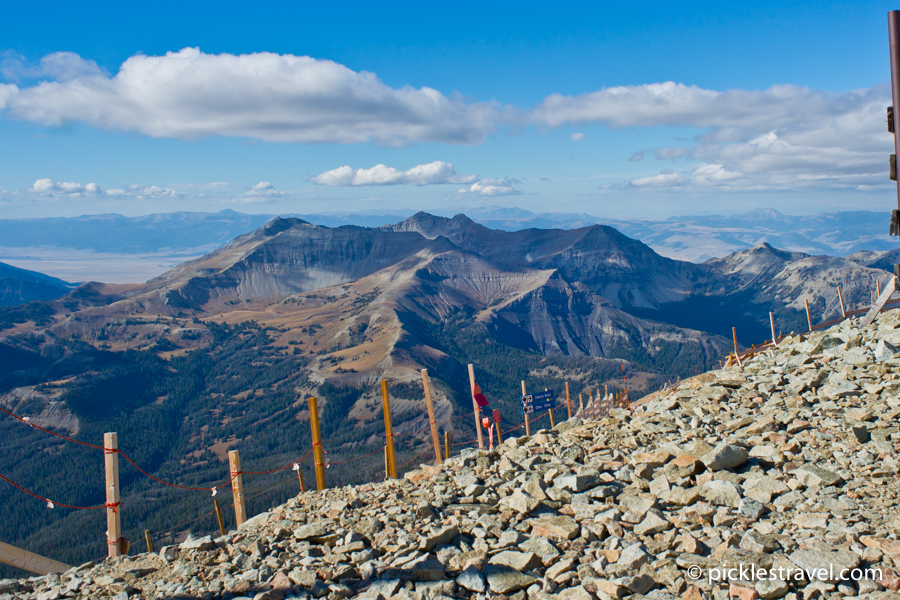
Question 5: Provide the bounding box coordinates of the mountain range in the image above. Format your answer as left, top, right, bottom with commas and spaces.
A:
0, 207, 895, 283
0, 211, 894, 573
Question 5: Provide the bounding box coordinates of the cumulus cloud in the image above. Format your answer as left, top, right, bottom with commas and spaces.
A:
25, 179, 280, 202
1, 51, 104, 82
542, 82, 894, 192
457, 178, 521, 196
1, 48, 497, 145
4, 50, 893, 195
629, 170, 688, 188
311, 161, 476, 186
531, 81, 866, 131
245, 181, 281, 198
32, 178, 103, 196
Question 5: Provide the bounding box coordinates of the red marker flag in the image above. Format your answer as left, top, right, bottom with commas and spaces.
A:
472, 382, 489, 407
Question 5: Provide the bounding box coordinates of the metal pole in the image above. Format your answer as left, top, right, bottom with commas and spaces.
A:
521, 381, 531, 436
890, 11, 900, 238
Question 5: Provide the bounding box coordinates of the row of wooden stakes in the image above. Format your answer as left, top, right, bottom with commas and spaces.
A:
103, 365, 629, 559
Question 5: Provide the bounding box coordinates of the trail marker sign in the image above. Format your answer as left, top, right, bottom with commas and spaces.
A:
522, 390, 555, 414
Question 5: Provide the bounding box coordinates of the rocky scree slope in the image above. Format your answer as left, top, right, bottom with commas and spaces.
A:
11, 310, 900, 600
10, 288, 900, 600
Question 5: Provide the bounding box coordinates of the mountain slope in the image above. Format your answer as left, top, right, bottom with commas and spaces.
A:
384, 213, 701, 309
0, 214, 891, 575
0, 262, 74, 307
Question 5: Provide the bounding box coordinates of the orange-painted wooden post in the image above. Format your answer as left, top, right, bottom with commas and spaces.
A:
308, 397, 326, 490
381, 380, 397, 478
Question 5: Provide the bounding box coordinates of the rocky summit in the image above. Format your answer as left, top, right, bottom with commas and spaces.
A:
11, 310, 900, 600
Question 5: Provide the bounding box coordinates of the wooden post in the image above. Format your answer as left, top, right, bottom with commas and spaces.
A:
228, 450, 247, 526
214, 499, 226, 536
0, 540, 71, 575
732, 327, 742, 367
494, 409, 503, 444
804, 299, 812, 332
381, 380, 397, 479
565, 382, 572, 419
878, 278, 882, 298
467, 364, 485, 449
862, 276, 898, 326
521, 381, 531, 436
308, 397, 326, 490
838, 285, 846, 318
144, 530, 153, 553
578, 393, 583, 414
444, 431, 450, 460
104, 432, 122, 558
296, 465, 306, 492
545, 388, 555, 427
769, 312, 778, 347
421, 369, 442, 465
384, 447, 388, 478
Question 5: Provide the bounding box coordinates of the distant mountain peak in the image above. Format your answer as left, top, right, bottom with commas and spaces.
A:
738, 208, 788, 221
262, 216, 307, 236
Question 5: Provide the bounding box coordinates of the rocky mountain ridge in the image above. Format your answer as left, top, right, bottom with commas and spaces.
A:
9, 308, 900, 600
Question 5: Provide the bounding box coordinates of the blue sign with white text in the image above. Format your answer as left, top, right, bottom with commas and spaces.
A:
522, 390, 556, 414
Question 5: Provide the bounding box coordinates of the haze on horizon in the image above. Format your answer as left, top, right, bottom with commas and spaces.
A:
1, 0, 899, 220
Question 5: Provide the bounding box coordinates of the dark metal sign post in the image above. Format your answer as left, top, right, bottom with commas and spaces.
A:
889, 11, 900, 239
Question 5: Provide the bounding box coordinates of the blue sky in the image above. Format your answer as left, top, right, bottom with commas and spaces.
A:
0, 0, 897, 219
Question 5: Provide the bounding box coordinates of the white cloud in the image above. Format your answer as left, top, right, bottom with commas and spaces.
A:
311, 161, 477, 186
0, 83, 17, 110
629, 170, 688, 188
18, 179, 295, 205
531, 81, 863, 131
32, 178, 103, 196
245, 181, 281, 198
4, 51, 894, 196
2, 48, 497, 145
1, 51, 104, 82
457, 178, 521, 196
548, 82, 892, 192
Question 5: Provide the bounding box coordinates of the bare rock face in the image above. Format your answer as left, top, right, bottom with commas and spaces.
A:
0, 386, 79, 434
